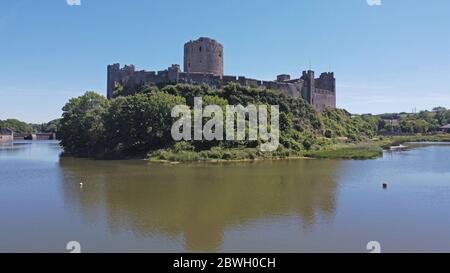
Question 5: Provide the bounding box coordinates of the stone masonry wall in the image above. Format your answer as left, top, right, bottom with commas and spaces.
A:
107, 63, 336, 111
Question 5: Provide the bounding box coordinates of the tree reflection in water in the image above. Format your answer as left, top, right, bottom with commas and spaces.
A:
59, 158, 340, 251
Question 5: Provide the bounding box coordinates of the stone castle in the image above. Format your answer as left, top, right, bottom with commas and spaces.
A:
107, 37, 336, 111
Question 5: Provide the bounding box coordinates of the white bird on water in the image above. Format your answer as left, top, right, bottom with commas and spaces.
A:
80, 182, 84, 189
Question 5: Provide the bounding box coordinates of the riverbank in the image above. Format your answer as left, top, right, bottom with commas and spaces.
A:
148, 142, 383, 163
148, 147, 305, 163
302, 134, 450, 161
303, 144, 383, 160
375, 134, 450, 149
147, 134, 450, 163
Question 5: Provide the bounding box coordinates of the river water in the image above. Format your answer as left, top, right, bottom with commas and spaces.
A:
0, 141, 449, 252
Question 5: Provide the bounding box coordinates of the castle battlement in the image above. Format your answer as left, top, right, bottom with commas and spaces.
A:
107, 37, 336, 111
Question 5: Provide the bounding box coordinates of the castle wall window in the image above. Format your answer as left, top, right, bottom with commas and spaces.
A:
199, 46, 202, 52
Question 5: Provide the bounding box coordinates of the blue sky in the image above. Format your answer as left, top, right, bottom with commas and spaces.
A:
0, 0, 449, 123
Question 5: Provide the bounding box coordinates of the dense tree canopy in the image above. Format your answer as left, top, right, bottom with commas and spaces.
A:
59, 91, 110, 156
362, 107, 450, 134
0, 118, 61, 134
0, 119, 35, 133
58, 84, 381, 158
103, 91, 186, 156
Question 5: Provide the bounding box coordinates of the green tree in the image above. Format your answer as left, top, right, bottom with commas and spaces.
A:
59, 92, 110, 156
0, 119, 35, 133
103, 91, 186, 156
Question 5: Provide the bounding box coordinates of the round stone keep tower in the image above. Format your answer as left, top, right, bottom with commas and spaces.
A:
184, 37, 224, 76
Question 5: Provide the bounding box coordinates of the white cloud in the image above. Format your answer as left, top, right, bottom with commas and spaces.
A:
367, 0, 381, 6
66, 0, 81, 6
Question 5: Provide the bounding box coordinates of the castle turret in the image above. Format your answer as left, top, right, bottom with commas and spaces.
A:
168, 64, 180, 83
184, 37, 224, 76
301, 70, 315, 104
317, 72, 336, 93
107, 63, 120, 99
277, 74, 291, 82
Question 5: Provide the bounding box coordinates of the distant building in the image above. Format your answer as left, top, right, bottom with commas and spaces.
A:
440, 124, 450, 133
0, 128, 14, 142
107, 37, 336, 112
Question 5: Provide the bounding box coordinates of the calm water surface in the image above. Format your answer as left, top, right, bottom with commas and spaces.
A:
1, 141, 450, 252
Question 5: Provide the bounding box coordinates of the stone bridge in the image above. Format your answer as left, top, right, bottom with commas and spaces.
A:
14, 133, 57, 140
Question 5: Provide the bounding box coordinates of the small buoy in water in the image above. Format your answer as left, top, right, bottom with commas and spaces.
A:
382, 183, 387, 189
